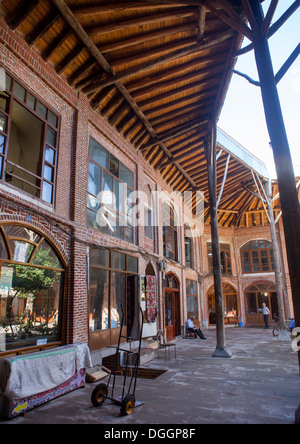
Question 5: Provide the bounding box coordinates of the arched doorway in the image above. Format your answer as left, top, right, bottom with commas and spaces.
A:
0, 223, 66, 353
208, 283, 238, 325
245, 283, 278, 326
163, 272, 181, 341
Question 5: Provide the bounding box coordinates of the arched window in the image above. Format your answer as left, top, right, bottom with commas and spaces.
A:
162, 203, 178, 261
241, 240, 274, 274
184, 224, 193, 268
0, 224, 66, 353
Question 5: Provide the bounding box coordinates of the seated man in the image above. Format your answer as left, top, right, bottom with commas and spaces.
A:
186, 316, 206, 340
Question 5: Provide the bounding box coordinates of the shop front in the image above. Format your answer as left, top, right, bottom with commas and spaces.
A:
244, 283, 278, 327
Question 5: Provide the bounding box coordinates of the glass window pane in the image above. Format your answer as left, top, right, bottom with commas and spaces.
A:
119, 163, 134, 189
127, 256, 138, 273
36, 101, 47, 119
110, 155, 119, 177
46, 126, 56, 147
90, 248, 109, 267
0, 113, 7, 132
89, 138, 108, 169
87, 208, 99, 229
13, 82, 26, 102
7, 100, 43, 197
44, 165, 53, 182
5, 73, 12, 91
102, 171, 113, 207
111, 252, 126, 271
125, 227, 133, 244
0, 263, 63, 349
45, 146, 55, 165
87, 194, 100, 212
8, 240, 35, 263
0, 134, 5, 154
3, 225, 41, 243
32, 240, 63, 269
0, 230, 9, 259
48, 110, 58, 128
42, 181, 53, 204
88, 162, 101, 196
0, 91, 9, 113
187, 295, 198, 319
26, 93, 36, 110
110, 271, 126, 328
89, 268, 109, 331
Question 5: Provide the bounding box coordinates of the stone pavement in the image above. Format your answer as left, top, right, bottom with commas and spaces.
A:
1, 327, 300, 425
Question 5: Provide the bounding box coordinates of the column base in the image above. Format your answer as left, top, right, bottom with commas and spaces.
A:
212, 346, 232, 358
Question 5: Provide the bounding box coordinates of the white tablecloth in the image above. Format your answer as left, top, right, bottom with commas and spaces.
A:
0, 343, 92, 400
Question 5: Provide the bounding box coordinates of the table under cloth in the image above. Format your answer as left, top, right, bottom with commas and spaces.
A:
0, 343, 92, 400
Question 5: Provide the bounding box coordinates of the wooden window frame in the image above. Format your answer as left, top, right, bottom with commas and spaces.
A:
0, 223, 67, 356
0, 69, 60, 206
241, 241, 274, 274
87, 137, 135, 243
208, 243, 232, 276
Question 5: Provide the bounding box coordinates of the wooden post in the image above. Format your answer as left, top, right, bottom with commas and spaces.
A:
205, 123, 232, 358
265, 179, 290, 340
249, 0, 300, 367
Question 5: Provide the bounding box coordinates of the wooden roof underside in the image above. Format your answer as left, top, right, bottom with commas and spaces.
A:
0, 0, 276, 228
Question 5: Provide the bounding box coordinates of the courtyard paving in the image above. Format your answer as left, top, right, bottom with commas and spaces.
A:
1, 327, 300, 425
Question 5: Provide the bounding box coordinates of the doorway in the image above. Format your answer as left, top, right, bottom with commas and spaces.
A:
208, 283, 238, 325
164, 273, 181, 341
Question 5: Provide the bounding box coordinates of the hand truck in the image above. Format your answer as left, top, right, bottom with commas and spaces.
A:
91, 306, 144, 416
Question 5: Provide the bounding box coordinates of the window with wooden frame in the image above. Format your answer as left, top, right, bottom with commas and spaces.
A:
184, 224, 193, 268
186, 279, 198, 319
87, 137, 135, 244
208, 243, 232, 275
162, 203, 178, 262
0, 224, 66, 353
241, 240, 275, 274
88, 248, 138, 349
0, 71, 59, 205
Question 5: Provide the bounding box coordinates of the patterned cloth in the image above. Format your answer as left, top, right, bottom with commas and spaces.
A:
146, 276, 157, 323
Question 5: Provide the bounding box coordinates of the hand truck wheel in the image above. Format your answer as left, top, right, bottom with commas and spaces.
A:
91, 383, 107, 407
120, 394, 135, 416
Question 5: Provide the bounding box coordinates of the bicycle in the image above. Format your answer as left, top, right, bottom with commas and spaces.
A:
272, 315, 294, 337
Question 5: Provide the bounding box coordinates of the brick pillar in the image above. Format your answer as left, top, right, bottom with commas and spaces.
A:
68, 93, 89, 344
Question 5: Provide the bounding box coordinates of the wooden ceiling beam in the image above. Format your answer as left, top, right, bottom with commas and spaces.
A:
126, 51, 224, 94
26, 10, 61, 46
43, 29, 73, 62
71, 2, 185, 17
110, 37, 197, 70
138, 77, 219, 110
131, 62, 225, 100
85, 9, 196, 37
141, 119, 208, 151
6, 0, 38, 30
98, 24, 196, 54
144, 87, 217, 119
56, 44, 85, 75
82, 30, 234, 95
